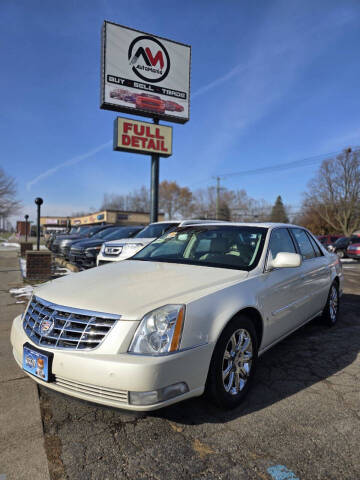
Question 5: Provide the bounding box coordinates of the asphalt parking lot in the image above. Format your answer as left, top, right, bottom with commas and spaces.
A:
38, 261, 360, 480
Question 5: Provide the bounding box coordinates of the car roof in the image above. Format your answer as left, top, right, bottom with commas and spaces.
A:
174, 222, 310, 229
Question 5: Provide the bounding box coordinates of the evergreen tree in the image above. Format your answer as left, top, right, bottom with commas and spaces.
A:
270, 195, 289, 223
218, 201, 231, 221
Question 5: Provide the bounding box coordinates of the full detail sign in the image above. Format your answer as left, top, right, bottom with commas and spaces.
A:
113, 117, 173, 157
101, 21, 191, 124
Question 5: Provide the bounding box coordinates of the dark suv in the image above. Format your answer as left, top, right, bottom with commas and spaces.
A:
327, 236, 360, 258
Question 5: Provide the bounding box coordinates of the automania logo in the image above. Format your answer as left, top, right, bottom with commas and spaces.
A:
128, 35, 170, 83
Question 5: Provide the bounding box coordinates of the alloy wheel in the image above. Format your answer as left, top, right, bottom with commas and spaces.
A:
222, 329, 253, 395
329, 285, 338, 323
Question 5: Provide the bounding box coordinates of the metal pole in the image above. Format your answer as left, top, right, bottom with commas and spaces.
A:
35, 198, 43, 251
216, 176, 220, 220
37, 205, 41, 251
150, 118, 160, 223
25, 215, 29, 242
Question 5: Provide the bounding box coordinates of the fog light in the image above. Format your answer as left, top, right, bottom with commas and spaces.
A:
129, 382, 189, 406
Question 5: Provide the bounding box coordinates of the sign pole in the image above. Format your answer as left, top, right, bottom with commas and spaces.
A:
150, 118, 159, 223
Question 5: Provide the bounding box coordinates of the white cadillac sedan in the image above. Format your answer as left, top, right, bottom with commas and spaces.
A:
11, 223, 342, 411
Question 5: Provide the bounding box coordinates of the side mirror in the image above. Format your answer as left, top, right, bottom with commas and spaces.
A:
269, 252, 302, 270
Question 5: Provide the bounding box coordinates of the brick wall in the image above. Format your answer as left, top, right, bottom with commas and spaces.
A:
20, 242, 33, 257
26, 251, 52, 280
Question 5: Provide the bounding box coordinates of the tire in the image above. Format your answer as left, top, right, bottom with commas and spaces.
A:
206, 315, 258, 409
322, 282, 340, 327
336, 249, 344, 259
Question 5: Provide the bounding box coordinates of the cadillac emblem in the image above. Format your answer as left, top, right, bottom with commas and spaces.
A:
40, 312, 57, 336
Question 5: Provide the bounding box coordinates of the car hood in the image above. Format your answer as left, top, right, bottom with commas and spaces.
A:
71, 239, 103, 249
104, 237, 155, 247
54, 234, 83, 243
34, 260, 247, 320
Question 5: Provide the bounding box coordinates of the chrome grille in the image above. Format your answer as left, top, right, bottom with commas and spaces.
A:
70, 247, 83, 254
23, 296, 120, 350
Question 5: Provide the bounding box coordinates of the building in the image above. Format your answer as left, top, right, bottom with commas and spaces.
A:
40, 210, 164, 232
16, 221, 31, 236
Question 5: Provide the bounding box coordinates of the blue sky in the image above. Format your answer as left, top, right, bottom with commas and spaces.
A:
1, 0, 360, 222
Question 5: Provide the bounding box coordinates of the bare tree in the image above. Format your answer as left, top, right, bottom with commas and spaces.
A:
159, 181, 193, 219
100, 193, 126, 210
304, 148, 360, 236
0, 168, 21, 228
126, 186, 150, 212
101, 187, 150, 213
192, 186, 271, 221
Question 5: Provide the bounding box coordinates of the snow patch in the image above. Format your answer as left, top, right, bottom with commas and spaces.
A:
9, 285, 34, 300
0, 242, 20, 248
19, 258, 26, 278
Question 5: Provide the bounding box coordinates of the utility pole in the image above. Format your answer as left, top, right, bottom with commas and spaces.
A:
215, 176, 220, 220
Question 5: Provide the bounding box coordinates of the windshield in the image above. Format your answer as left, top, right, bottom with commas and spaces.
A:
77, 226, 90, 233
135, 223, 178, 239
86, 226, 105, 237
132, 225, 267, 271
105, 227, 140, 241
92, 227, 118, 239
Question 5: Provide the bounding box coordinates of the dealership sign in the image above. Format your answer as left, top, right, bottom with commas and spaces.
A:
101, 21, 191, 124
114, 117, 172, 157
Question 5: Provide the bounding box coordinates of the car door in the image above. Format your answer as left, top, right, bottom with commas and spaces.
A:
290, 228, 331, 319
259, 228, 307, 348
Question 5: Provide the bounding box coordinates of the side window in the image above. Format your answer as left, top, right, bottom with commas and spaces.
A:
292, 228, 316, 260
306, 232, 323, 257
268, 228, 296, 260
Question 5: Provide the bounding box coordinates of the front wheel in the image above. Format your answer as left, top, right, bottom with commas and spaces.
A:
336, 249, 345, 259
322, 282, 340, 326
206, 315, 258, 409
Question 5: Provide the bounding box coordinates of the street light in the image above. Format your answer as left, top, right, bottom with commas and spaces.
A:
24, 214, 29, 242
34, 197, 43, 251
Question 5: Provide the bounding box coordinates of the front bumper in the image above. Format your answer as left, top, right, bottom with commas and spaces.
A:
347, 252, 360, 259
69, 252, 96, 268
11, 314, 211, 411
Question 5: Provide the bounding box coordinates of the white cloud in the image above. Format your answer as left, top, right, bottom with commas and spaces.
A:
26, 140, 112, 191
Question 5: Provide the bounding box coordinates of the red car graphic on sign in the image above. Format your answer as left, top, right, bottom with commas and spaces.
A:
136, 94, 166, 114
164, 100, 184, 112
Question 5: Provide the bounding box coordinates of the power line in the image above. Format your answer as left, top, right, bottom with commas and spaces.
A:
188, 147, 359, 187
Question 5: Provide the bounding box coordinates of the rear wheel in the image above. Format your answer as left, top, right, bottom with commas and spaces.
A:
336, 249, 345, 258
206, 315, 258, 409
322, 282, 340, 326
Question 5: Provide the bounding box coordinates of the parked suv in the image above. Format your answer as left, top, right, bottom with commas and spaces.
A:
97, 220, 220, 266
69, 226, 143, 268
57, 225, 115, 259
317, 235, 342, 247
327, 235, 360, 258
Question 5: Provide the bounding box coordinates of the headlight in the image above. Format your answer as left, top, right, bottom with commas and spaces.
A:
129, 305, 185, 355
